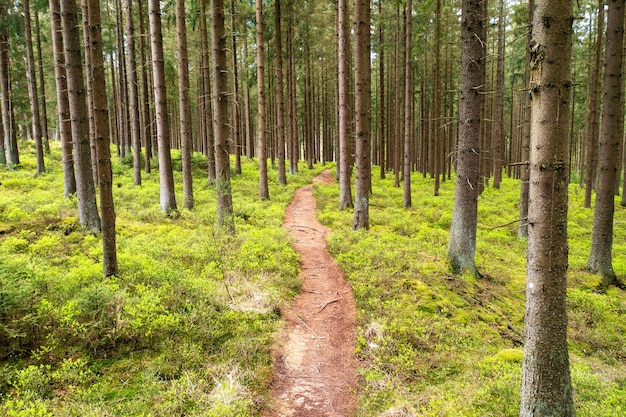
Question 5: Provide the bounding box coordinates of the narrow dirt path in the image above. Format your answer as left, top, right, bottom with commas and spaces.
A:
262, 170, 357, 417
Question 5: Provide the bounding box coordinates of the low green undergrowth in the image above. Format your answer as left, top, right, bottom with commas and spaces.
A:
0, 144, 323, 416
315, 167, 626, 417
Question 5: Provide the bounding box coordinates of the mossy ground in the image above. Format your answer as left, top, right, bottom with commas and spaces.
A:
1, 143, 625, 416
314, 167, 626, 417
0, 143, 323, 416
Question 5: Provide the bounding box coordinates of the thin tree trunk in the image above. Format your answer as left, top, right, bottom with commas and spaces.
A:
24, 0, 45, 176
447, 0, 483, 277
84, 0, 118, 277
352, 0, 371, 230
257, 0, 269, 200
403, 0, 413, 208
49, 0, 76, 196
518, 0, 533, 238
59, 0, 101, 232
433, 0, 441, 196
378, 0, 385, 179
211, 0, 235, 232
34, 11, 50, 155
338, 0, 353, 210
200, 0, 216, 183
231, 0, 242, 175
0, 3, 17, 168
584, 0, 604, 208
149, 0, 178, 214
492, 0, 505, 189
138, 0, 151, 173
520, 0, 575, 413
588, 0, 626, 290
125, 0, 142, 185
394, 5, 402, 188
275, 0, 287, 184
176, 0, 194, 209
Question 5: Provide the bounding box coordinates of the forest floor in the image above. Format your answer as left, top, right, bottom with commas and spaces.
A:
262, 170, 358, 417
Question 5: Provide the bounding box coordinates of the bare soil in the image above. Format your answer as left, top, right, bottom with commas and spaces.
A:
262, 170, 357, 417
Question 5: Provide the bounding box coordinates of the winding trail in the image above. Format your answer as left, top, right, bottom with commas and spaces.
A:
262, 170, 357, 417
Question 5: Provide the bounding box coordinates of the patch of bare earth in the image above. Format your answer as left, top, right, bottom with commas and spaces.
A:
262, 170, 357, 417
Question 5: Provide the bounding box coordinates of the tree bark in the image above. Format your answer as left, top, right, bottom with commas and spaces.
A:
59, 0, 101, 232
231, 0, 242, 175
433, 0, 441, 196
49, 0, 76, 197
275, 0, 287, 184
211, 0, 235, 232
403, 0, 413, 208
520, 0, 575, 414
447, 0, 483, 277
492, 0, 505, 189
352, 0, 371, 230
0, 3, 18, 168
148, 0, 178, 214
176, 0, 194, 209
518, 0, 533, 238
588, 0, 626, 290
84, 0, 118, 277
338, 0, 353, 210
125, 0, 142, 185
24, 0, 45, 176
257, 0, 270, 200
584, 1, 604, 208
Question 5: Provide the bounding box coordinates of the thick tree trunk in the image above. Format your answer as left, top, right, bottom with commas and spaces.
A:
447, 0, 483, 277
24, 0, 45, 176
588, 0, 626, 290
352, 0, 371, 230
403, 0, 413, 208
275, 0, 287, 184
211, 0, 235, 232
257, 0, 269, 200
176, 0, 194, 209
520, 0, 576, 414
49, 0, 76, 196
59, 0, 101, 232
338, 0, 353, 210
125, 0, 142, 185
148, 0, 178, 214
84, 0, 118, 277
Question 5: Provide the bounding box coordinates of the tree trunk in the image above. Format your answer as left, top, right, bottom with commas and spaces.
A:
84, 0, 118, 277
393, 5, 402, 188
588, 0, 626, 290
211, 0, 235, 232
492, 0, 505, 189
584, 0, 604, 208
520, 0, 576, 414
59, 0, 101, 232
0, 3, 17, 168
125, 0, 142, 185
176, 0, 194, 209
352, 0, 371, 230
257, 0, 270, 200
403, 0, 413, 208
275, 0, 287, 184
49, 0, 76, 197
24, 0, 45, 176
138, 0, 151, 173
231, 0, 242, 175
338, 0, 353, 210
433, 0, 441, 196
34, 11, 50, 155
378, 0, 385, 179
447, 0, 483, 277
149, 0, 178, 214
518, 0, 533, 238
199, 0, 216, 184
